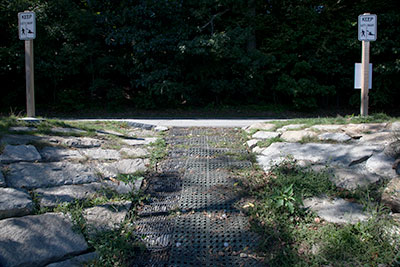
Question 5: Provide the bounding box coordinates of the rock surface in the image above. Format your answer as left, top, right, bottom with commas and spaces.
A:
243, 122, 276, 132
0, 145, 42, 163
252, 131, 280, 139
303, 197, 370, 224
56, 137, 104, 148
46, 252, 98, 267
9, 126, 37, 132
84, 201, 131, 235
246, 139, 259, 149
309, 124, 345, 132
1, 134, 43, 145
40, 147, 85, 161
81, 148, 121, 160
120, 147, 149, 158
257, 142, 379, 171
121, 137, 158, 146
0, 188, 33, 219
94, 159, 148, 178
318, 132, 351, 142
381, 178, 400, 212
366, 152, 397, 179
7, 162, 98, 189
0, 213, 88, 267
330, 165, 380, 190
280, 130, 317, 142
277, 124, 306, 132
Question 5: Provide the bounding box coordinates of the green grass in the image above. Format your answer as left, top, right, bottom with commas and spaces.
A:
236, 158, 400, 266
149, 138, 168, 169
257, 137, 284, 148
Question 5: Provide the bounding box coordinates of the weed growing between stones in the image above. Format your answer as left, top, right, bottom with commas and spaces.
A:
149, 138, 168, 170
257, 137, 284, 148
116, 171, 145, 184
235, 158, 400, 266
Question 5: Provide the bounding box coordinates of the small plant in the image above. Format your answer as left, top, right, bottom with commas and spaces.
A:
257, 137, 283, 148
116, 172, 145, 184
149, 138, 168, 168
273, 184, 298, 214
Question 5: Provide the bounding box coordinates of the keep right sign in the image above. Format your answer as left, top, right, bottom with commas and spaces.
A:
358, 14, 377, 41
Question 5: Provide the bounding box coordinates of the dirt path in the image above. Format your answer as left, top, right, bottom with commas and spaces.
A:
133, 127, 264, 266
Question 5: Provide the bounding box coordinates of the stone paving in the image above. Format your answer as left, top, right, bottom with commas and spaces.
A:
246, 121, 400, 223
0, 123, 158, 266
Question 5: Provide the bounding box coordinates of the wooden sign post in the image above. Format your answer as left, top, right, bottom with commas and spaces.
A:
18, 11, 36, 117
358, 13, 377, 116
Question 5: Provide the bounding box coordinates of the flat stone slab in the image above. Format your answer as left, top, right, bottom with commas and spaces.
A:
9, 126, 37, 132
35, 180, 140, 208
84, 201, 131, 235
243, 122, 276, 132
318, 132, 351, 142
120, 147, 149, 158
121, 137, 158, 146
303, 197, 370, 224
0, 134, 43, 145
7, 162, 98, 189
366, 152, 397, 179
277, 124, 306, 132
246, 139, 259, 149
46, 252, 98, 267
343, 123, 389, 137
330, 165, 380, 190
54, 137, 104, 148
94, 159, 148, 178
0, 213, 88, 267
0, 188, 33, 219
309, 124, 345, 132
381, 178, 400, 212
257, 142, 380, 171
280, 130, 317, 142
391, 121, 400, 131
0, 145, 41, 163
50, 127, 86, 134
358, 132, 393, 147
252, 131, 280, 139
154, 125, 169, 132
40, 147, 85, 161
80, 148, 121, 160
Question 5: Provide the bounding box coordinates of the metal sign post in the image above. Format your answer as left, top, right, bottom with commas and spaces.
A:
358, 13, 377, 117
18, 11, 36, 117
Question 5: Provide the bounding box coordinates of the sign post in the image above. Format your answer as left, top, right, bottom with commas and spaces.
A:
18, 11, 36, 117
358, 13, 377, 116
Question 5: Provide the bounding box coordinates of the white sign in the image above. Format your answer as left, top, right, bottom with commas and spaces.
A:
354, 63, 372, 89
358, 14, 377, 41
18, 12, 36, 40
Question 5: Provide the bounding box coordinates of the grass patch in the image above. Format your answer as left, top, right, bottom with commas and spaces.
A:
237, 159, 400, 266
257, 137, 284, 148
116, 172, 145, 184
149, 138, 168, 169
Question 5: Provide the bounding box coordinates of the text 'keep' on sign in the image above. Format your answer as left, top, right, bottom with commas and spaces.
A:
18, 11, 36, 40
358, 14, 377, 41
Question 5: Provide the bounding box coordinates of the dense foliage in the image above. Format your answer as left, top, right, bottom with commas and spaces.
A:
1, 0, 399, 112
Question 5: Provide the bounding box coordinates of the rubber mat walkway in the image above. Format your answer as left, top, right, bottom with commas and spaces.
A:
133, 128, 264, 266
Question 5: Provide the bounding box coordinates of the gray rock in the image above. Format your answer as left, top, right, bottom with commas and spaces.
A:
303, 197, 370, 224
9, 126, 37, 132
344, 123, 389, 138
0, 145, 42, 163
121, 137, 158, 146
252, 146, 265, 154
0, 169, 5, 187
7, 162, 98, 189
258, 142, 380, 171
276, 124, 306, 132
330, 165, 380, 190
246, 139, 259, 149
84, 201, 131, 235
81, 148, 121, 160
50, 127, 86, 134
0, 213, 88, 267
310, 124, 345, 132
58, 137, 104, 148
35, 179, 140, 208
280, 130, 317, 142
358, 132, 393, 146
384, 140, 400, 159
94, 159, 148, 178
243, 123, 276, 133
119, 147, 149, 158
95, 129, 126, 137
381, 178, 400, 212
318, 132, 352, 142
366, 152, 397, 179
0, 134, 43, 145
46, 252, 98, 267
35, 183, 105, 208
40, 147, 85, 161
252, 131, 280, 139
0, 188, 33, 219
154, 125, 169, 132
390, 121, 400, 132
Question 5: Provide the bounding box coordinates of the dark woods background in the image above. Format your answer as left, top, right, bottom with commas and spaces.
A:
1, 0, 399, 113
